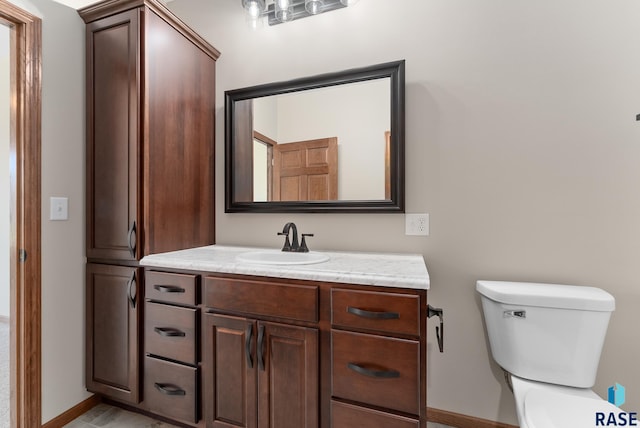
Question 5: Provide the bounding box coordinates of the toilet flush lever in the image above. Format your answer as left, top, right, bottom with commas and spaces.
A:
504, 310, 526, 319
427, 305, 444, 353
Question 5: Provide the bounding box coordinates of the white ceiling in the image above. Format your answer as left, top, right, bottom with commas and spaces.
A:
52, 0, 172, 10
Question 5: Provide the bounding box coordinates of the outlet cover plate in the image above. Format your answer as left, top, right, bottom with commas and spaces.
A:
405, 213, 429, 236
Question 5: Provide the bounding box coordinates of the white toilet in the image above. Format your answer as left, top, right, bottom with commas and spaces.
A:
476, 280, 621, 428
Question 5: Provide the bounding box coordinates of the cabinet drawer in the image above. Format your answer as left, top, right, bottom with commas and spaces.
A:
331, 401, 419, 428
332, 330, 420, 415
145, 302, 197, 365
331, 288, 420, 336
144, 356, 198, 424
203, 276, 318, 322
145, 271, 197, 305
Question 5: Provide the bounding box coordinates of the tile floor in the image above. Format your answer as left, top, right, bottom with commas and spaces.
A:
64, 403, 455, 428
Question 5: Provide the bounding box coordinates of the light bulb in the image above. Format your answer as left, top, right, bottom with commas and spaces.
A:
340, 0, 359, 5
276, 0, 294, 22
242, 0, 265, 19
305, 0, 324, 15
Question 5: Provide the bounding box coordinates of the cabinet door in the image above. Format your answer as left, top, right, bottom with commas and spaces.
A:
86, 263, 140, 403
203, 314, 257, 428
86, 9, 140, 261
143, 9, 216, 255
257, 322, 318, 428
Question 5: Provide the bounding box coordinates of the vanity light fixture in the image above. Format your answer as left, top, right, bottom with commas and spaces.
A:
275, 0, 294, 22
305, 0, 323, 15
242, 0, 266, 18
243, 0, 358, 26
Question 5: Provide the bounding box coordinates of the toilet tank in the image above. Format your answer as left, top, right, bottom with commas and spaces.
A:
476, 280, 615, 388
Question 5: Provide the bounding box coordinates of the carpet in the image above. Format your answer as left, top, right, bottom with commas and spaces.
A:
0, 319, 9, 428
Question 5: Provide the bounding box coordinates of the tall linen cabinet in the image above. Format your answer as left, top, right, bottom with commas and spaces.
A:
80, 0, 219, 405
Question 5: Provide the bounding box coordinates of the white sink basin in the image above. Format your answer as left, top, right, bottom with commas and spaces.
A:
236, 250, 330, 266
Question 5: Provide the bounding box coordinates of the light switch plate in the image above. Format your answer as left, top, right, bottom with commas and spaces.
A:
50, 197, 68, 221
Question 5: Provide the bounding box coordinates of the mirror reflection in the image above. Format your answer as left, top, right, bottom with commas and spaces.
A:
225, 60, 405, 213
243, 79, 391, 202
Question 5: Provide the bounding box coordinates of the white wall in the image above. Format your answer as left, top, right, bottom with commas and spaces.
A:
8, 0, 90, 422
168, 0, 640, 424
0, 25, 9, 319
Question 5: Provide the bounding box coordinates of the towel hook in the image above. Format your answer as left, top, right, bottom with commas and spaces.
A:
427, 305, 444, 353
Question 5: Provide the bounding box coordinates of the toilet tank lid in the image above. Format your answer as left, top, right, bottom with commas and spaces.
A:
476, 281, 615, 312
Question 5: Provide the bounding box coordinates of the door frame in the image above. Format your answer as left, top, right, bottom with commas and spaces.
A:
0, 0, 42, 427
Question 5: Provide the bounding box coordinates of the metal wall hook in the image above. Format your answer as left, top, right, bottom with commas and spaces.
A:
427, 305, 444, 353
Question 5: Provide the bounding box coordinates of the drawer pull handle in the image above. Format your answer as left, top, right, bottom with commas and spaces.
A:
347, 362, 400, 379
154, 383, 186, 396
154, 285, 185, 293
154, 327, 186, 337
245, 324, 254, 369
347, 306, 400, 320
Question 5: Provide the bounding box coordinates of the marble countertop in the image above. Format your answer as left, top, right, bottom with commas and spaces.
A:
140, 245, 430, 290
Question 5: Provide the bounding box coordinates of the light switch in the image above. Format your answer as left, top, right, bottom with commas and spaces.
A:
50, 197, 68, 221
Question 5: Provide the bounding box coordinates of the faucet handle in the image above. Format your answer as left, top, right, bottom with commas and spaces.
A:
299, 234, 314, 253
277, 232, 291, 252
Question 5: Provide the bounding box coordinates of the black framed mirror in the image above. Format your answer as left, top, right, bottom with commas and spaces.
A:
225, 60, 405, 213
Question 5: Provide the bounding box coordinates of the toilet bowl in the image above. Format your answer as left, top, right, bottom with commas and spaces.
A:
476, 280, 617, 428
511, 375, 622, 428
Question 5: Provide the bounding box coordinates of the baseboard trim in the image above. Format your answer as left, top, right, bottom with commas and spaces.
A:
42, 394, 102, 428
428, 407, 518, 428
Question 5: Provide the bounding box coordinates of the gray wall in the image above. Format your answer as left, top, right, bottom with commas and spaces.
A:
168, 0, 640, 424
38, 0, 88, 421
7, 0, 89, 422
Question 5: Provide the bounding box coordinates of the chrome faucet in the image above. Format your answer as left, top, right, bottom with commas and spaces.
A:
277, 222, 314, 252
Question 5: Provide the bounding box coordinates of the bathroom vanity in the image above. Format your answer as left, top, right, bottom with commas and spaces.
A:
138, 245, 430, 428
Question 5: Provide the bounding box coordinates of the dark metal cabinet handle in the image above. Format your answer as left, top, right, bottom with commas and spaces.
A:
127, 221, 137, 258
154, 383, 186, 396
154, 327, 186, 337
127, 271, 137, 309
153, 284, 185, 293
347, 306, 400, 320
245, 324, 254, 369
347, 362, 400, 379
427, 305, 445, 353
257, 324, 265, 371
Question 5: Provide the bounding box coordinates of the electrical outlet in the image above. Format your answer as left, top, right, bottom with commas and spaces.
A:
405, 213, 429, 236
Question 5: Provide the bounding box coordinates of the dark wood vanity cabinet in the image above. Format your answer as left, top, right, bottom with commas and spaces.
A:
80, 0, 219, 407
203, 314, 318, 428
330, 288, 426, 427
202, 276, 319, 428
82, 0, 218, 261
86, 263, 141, 403
129, 268, 427, 427
143, 271, 200, 424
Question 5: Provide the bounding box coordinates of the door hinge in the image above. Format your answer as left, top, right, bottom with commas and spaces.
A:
19, 249, 27, 263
